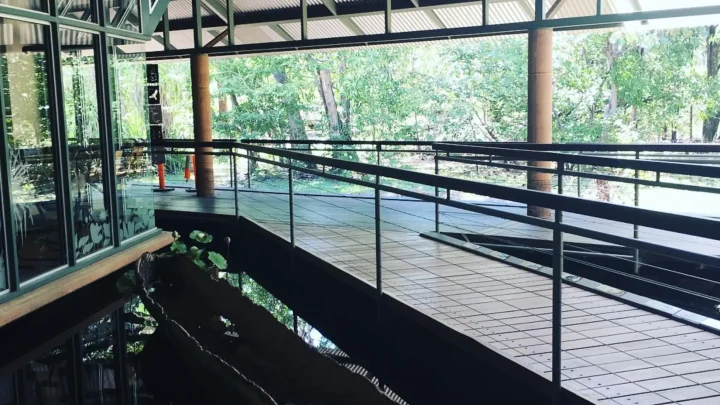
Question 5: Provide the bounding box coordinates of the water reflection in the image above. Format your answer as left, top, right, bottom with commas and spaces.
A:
0, 272, 336, 405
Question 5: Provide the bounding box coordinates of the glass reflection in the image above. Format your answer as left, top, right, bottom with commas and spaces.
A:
58, 0, 94, 22
61, 29, 112, 259
4, 0, 44, 11
0, 18, 65, 282
80, 314, 118, 405
22, 344, 71, 405
108, 39, 155, 241
0, 374, 14, 405
105, 0, 141, 32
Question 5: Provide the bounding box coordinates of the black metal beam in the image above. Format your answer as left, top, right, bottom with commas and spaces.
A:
192, 0, 203, 48
156, 140, 720, 243
146, 4, 720, 59
227, 0, 235, 46
301, 0, 308, 41
156, 0, 474, 32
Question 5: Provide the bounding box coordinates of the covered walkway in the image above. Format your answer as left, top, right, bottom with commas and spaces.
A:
155, 189, 720, 405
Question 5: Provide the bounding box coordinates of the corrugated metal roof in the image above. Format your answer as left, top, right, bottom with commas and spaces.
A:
392, 10, 439, 32
434, 5, 484, 28
159, 0, 644, 50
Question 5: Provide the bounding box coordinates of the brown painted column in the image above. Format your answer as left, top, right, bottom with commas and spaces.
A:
191, 53, 215, 197
527, 29, 553, 218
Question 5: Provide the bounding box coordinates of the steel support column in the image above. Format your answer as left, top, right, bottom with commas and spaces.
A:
527, 28, 553, 218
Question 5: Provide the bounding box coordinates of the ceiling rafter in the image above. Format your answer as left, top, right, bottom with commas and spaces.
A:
157, 0, 501, 33
545, 0, 568, 19
269, 24, 294, 41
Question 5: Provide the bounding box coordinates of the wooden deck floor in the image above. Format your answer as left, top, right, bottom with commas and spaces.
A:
154, 188, 720, 405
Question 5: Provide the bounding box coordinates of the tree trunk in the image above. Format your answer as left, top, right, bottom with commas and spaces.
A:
314, 64, 357, 162
597, 36, 619, 202
703, 25, 719, 143
272, 70, 316, 169
272, 70, 308, 143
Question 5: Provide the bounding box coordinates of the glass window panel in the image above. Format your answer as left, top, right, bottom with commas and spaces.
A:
4, 0, 45, 12
58, 0, 94, 23
0, 18, 66, 282
0, 373, 16, 405
60, 29, 112, 259
80, 314, 117, 404
22, 343, 71, 405
108, 39, 155, 241
105, 0, 141, 33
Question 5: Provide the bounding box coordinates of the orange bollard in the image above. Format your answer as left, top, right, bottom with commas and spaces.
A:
158, 163, 166, 190
184, 155, 192, 182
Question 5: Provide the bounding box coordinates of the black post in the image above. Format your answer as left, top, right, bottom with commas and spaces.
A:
247, 151, 252, 189
375, 172, 383, 319
234, 153, 239, 219
552, 163, 564, 405
634, 151, 640, 274
289, 163, 298, 334
434, 149, 439, 233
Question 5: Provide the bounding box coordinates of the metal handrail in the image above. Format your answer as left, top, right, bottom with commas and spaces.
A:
156, 139, 720, 403
156, 140, 720, 246
434, 143, 720, 178
237, 138, 720, 153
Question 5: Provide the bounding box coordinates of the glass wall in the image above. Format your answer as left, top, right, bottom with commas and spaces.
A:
105, 0, 141, 32
4, 0, 44, 11
0, 18, 66, 283
0, 3, 158, 300
60, 29, 113, 259
109, 39, 155, 241
59, 0, 94, 23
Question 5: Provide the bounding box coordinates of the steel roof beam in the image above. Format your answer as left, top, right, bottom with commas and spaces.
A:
321, 0, 337, 15
156, 0, 502, 32
201, 0, 229, 22
545, 0, 568, 19
145, 4, 720, 60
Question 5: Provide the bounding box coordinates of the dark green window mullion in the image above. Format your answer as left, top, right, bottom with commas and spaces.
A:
0, 48, 20, 292
66, 335, 83, 405
48, 0, 77, 267
95, 0, 121, 248
192, 0, 203, 48
112, 308, 130, 405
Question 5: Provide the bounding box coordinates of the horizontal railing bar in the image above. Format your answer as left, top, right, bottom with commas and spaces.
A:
226, 138, 720, 153
245, 151, 720, 269
440, 155, 720, 196
155, 140, 720, 242
436, 144, 720, 179
441, 155, 558, 174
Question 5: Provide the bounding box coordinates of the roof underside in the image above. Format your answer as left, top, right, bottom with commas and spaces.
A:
2, 0, 719, 55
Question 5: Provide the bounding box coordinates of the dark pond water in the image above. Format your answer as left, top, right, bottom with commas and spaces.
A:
0, 271, 335, 405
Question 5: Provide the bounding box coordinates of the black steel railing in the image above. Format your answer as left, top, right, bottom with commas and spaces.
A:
154, 138, 720, 401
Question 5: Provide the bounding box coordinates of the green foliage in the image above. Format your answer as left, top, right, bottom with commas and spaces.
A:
156, 27, 719, 154
169, 230, 227, 271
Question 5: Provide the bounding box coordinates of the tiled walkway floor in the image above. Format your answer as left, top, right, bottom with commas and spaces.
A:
156, 191, 720, 405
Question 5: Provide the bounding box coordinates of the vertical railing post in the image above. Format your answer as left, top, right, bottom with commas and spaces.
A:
446, 152, 450, 201
576, 151, 582, 198
375, 169, 383, 319
633, 151, 640, 274
233, 150, 239, 220
246, 150, 252, 189
289, 160, 298, 334
552, 162, 564, 405
376, 143, 382, 166
434, 149, 439, 233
